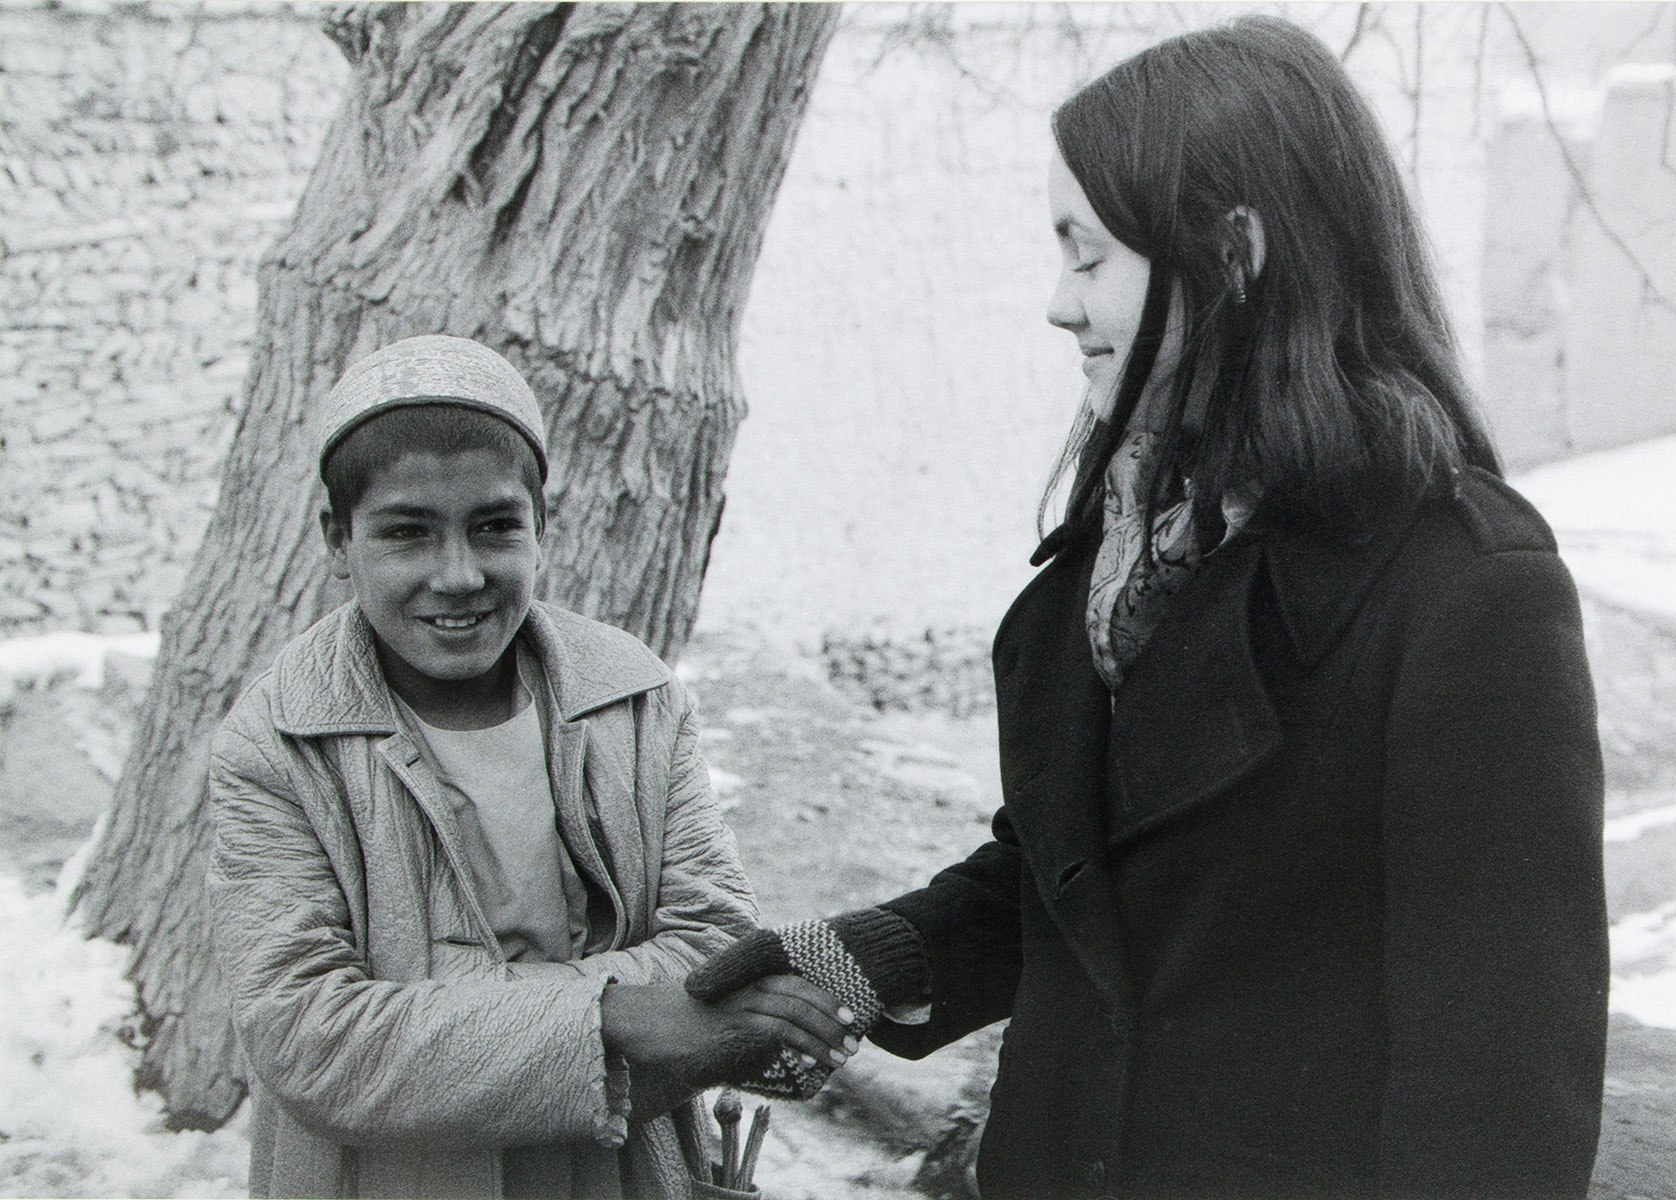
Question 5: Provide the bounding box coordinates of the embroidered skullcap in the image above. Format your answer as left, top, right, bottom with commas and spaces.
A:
316, 335, 548, 481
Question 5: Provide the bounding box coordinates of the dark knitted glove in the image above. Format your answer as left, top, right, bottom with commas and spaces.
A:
686, 908, 929, 1099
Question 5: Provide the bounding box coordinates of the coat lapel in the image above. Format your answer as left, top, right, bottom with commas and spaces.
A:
375, 735, 505, 960
543, 712, 633, 951
993, 531, 1282, 1017
1104, 535, 1282, 852
993, 541, 1137, 1018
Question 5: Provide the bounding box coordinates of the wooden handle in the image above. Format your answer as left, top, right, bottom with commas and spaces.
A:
738, 1103, 770, 1191
715, 1090, 743, 1189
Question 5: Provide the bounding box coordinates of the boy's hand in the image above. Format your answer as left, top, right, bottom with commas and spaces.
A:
684, 911, 930, 1099
600, 977, 857, 1088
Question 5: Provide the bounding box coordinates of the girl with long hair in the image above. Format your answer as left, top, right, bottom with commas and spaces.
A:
693, 17, 1608, 1198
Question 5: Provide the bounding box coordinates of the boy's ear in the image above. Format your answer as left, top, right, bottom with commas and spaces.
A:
320, 509, 352, 580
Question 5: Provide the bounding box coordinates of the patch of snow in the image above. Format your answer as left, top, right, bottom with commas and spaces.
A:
856, 738, 957, 768
707, 766, 746, 797
0, 631, 159, 691
1604, 802, 1676, 844
1605, 61, 1676, 88
1513, 436, 1676, 625
856, 738, 981, 803
1552, 548, 1676, 625
1610, 902, 1676, 1030
0, 867, 248, 1197
748, 1095, 926, 1200
1514, 435, 1676, 538
1495, 77, 1604, 139
724, 707, 790, 728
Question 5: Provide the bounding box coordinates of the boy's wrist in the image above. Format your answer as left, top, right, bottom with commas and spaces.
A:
598, 982, 643, 1057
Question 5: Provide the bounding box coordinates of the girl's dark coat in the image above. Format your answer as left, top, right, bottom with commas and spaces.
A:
875, 468, 1608, 1200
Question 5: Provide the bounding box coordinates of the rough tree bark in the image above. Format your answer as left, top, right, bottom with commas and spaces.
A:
71, 1, 838, 1129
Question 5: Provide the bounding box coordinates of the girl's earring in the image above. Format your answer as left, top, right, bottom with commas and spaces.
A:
1223, 204, 1259, 305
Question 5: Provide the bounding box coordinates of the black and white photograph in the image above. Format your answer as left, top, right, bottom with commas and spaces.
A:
1, 3, 1673, 1198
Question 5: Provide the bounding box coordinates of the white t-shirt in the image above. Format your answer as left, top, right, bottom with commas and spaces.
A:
397, 656, 625, 1197
403, 658, 593, 963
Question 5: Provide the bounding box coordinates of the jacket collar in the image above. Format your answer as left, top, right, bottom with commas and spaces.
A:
1033, 483, 1429, 674
1004, 488, 1428, 857
270, 602, 669, 738
1255, 489, 1428, 669
994, 489, 1430, 1014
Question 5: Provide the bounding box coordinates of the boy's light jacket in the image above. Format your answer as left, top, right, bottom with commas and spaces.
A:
208, 600, 757, 1199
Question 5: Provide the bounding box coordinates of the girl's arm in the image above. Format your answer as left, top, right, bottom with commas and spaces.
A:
1376, 545, 1608, 1198
686, 805, 1027, 1064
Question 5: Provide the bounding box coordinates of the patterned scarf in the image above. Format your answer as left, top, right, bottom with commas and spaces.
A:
1085, 428, 1203, 693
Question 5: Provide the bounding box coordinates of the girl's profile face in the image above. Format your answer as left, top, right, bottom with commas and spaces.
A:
1046, 147, 1153, 416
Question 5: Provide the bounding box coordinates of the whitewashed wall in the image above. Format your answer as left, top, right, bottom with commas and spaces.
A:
2, 2, 1672, 646
706, 2, 1676, 640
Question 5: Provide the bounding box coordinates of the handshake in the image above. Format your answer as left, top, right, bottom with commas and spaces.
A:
603, 908, 928, 1105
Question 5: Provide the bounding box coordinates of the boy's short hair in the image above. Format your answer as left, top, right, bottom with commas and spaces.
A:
321, 405, 546, 532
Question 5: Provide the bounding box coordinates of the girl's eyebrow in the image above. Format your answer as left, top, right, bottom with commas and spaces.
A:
1054, 216, 1105, 244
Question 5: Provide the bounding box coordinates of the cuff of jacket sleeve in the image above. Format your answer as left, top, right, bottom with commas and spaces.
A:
583, 974, 631, 1147
830, 907, 931, 1007
881, 1000, 934, 1025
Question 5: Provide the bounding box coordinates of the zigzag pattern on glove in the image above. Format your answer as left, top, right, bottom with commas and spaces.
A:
686, 908, 930, 1100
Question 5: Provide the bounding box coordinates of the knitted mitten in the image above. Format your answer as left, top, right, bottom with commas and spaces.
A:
685, 907, 929, 1099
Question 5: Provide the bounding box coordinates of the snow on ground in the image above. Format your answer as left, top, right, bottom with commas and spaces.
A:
1609, 902, 1676, 1032
705, 765, 746, 813
0, 852, 247, 1198
855, 737, 982, 804
1603, 799, 1676, 844
0, 436, 1673, 1192
1513, 435, 1676, 1030
1514, 434, 1676, 625
0, 631, 158, 692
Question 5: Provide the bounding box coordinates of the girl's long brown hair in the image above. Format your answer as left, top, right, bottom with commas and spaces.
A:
1038, 15, 1500, 557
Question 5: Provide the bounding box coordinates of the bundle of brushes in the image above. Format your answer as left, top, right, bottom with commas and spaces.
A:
709, 1090, 769, 1194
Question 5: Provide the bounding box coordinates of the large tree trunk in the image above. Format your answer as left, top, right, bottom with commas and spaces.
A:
72, 1, 837, 1129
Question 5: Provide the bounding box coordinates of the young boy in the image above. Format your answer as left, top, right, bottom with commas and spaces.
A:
208, 336, 851, 1199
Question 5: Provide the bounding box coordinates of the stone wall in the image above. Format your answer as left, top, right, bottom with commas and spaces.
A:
0, 2, 344, 631
2, 1, 1672, 650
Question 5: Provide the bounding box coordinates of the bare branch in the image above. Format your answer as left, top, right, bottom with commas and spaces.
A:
1498, 2, 1676, 312
1411, 6, 1425, 175
1341, 3, 1371, 64
1471, 3, 1491, 141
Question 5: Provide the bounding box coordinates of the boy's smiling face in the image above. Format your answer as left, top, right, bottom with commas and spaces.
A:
324, 447, 542, 720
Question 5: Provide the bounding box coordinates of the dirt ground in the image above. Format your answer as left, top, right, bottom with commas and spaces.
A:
1, 590, 1672, 1198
